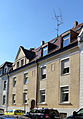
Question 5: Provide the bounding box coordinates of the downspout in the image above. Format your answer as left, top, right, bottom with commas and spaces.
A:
35, 61, 39, 108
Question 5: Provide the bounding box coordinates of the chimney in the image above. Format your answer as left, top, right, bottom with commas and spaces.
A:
41, 41, 45, 45
73, 21, 78, 28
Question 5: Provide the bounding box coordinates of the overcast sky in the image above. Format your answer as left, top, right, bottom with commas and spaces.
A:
0, 0, 82, 65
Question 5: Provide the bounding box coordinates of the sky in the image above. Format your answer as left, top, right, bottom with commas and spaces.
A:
0, 0, 82, 65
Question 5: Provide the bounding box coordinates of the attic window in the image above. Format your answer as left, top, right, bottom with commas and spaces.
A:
43, 46, 48, 56
62, 34, 70, 48
21, 59, 24, 66
17, 61, 19, 68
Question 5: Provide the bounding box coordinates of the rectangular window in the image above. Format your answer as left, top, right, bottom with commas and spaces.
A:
23, 93, 27, 104
3, 81, 6, 90
63, 34, 70, 47
17, 61, 19, 68
21, 59, 24, 66
41, 66, 46, 80
61, 86, 69, 103
3, 95, 6, 105
0, 70, 2, 76
43, 46, 48, 56
12, 94, 16, 105
24, 73, 28, 84
13, 77, 16, 87
40, 90, 45, 103
61, 59, 69, 74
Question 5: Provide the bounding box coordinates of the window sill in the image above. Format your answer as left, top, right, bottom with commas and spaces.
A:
41, 78, 46, 81
61, 73, 70, 76
38, 102, 47, 105
59, 102, 72, 105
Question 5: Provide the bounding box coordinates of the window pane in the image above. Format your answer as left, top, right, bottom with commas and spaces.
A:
40, 90, 45, 103
21, 59, 24, 66
61, 59, 69, 74
41, 67, 46, 80
43, 46, 47, 56
63, 34, 70, 47
13, 77, 16, 87
24, 73, 28, 84
61, 87, 69, 102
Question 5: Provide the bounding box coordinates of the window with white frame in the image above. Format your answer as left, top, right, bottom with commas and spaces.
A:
21, 59, 24, 66
60, 86, 69, 103
24, 73, 28, 84
61, 58, 69, 74
17, 61, 19, 68
12, 94, 16, 105
13, 77, 16, 87
23, 93, 27, 104
62, 34, 70, 47
43, 46, 48, 56
40, 90, 45, 103
41, 66, 46, 80
3, 81, 6, 90
3, 95, 6, 105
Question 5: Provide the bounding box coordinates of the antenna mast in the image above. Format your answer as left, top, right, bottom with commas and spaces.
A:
53, 9, 63, 37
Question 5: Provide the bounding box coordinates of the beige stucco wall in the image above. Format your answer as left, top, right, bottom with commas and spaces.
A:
37, 51, 79, 109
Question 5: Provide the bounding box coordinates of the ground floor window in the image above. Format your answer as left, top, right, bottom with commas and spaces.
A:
40, 90, 45, 103
12, 94, 16, 105
23, 93, 27, 104
60, 86, 69, 103
3, 95, 6, 105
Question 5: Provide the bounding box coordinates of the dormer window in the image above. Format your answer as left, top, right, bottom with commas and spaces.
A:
62, 34, 70, 48
17, 61, 19, 68
43, 46, 48, 56
21, 59, 24, 66
0, 70, 2, 76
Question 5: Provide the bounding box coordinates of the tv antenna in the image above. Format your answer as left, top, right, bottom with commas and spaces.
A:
53, 9, 63, 37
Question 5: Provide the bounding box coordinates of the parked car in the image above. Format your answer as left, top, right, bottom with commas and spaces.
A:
0, 115, 18, 119
4, 109, 25, 115
66, 108, 83, 119
24, 108, 60, 119
0, 108, 4, 115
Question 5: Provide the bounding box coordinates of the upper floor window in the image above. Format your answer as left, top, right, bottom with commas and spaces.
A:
3, 81, 6, 90
43, 46, 48, 56
40, 90, 45, 103
17, 61, 19, 68
3, 95, 6, 105
4, 68, 7, 74
62, 34, 70, 47
60, 86, 69, 103
23, 93, 27, 104
12, 94, 16, 105
13, 77, 16, 87
21, 59, 24, 66
61, 59, 69, 75
41, 66, 46, 80
24, 73, 28, 85
0, 70, 2, 76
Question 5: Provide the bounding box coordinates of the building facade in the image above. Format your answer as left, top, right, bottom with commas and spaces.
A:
0, 62, 12, 111
8, 21, 83, 116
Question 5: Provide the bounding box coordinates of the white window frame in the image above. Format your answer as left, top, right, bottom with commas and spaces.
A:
61, 58, 69, 75
60, 86, 69, 103
23, 93, 27, 104
41, 66, 46, 80
40, 90, 46, 103
24, 73, 28, 85
12, 94, 16, 105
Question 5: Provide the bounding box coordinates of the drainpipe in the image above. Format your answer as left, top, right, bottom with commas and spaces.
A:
35, 61, 39, 108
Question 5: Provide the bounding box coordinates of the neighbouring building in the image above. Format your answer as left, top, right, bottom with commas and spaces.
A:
0, 62, 12, 111
8, 21, 83, 116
